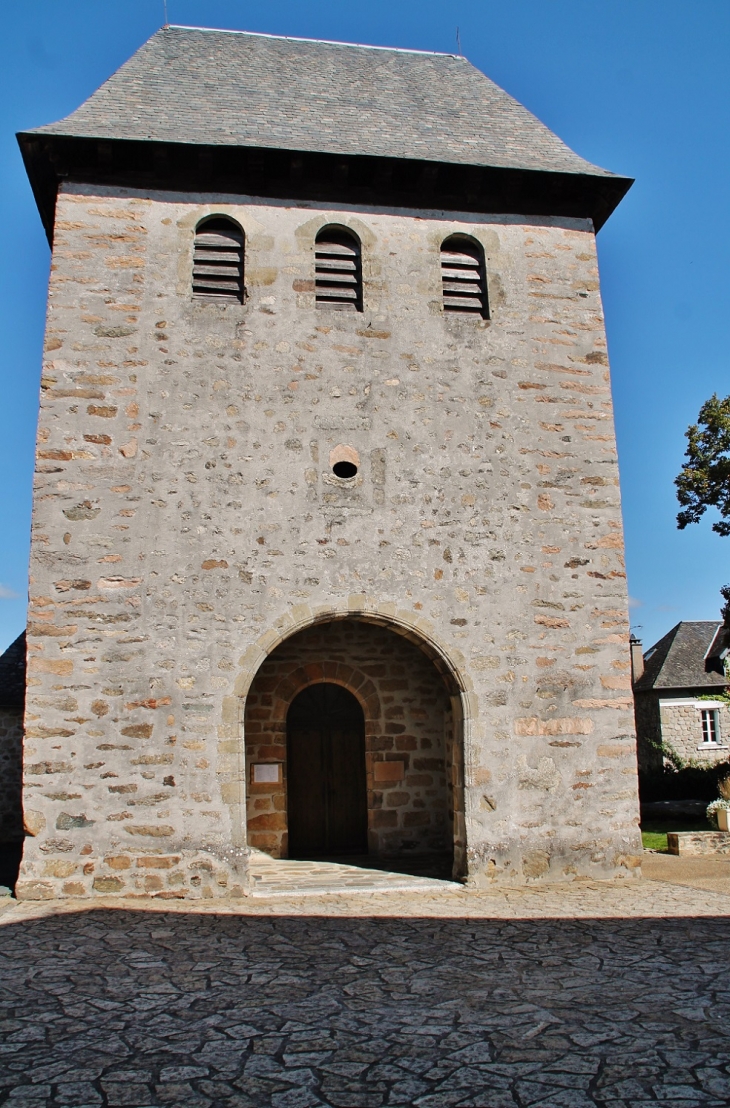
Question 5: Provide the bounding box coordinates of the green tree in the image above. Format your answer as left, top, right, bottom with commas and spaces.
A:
722, 584, 730, 628
675, 393, 730, 536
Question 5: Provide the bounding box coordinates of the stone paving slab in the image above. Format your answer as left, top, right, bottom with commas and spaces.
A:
1, 873, 729, 1107
248, 851, 458, 897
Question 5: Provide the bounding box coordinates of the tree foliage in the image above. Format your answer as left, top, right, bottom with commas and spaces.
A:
721, 584, 730, 628
675, 393, 730, 536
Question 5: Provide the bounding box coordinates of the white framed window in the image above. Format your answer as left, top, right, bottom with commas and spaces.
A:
701, 708, 720, 745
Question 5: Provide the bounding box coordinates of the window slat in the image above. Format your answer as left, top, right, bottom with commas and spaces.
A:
315, 259, 358, 272
316, 288, 358, 300
444, 298, 484, 311
316, 274, 358, 287
443, 281, 483, 295
315, 243, 358, 257
195, 232, 243, 246
194, 248, 242, 258
193, 279, 243, 289
442, 266, 482, 275
441, 252, 481, 266
194, 263, 242, 274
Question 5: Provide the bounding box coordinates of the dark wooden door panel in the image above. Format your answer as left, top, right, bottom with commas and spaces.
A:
287, 683, 367, 857
287, 725, 326, 855
328, 724, 367, 853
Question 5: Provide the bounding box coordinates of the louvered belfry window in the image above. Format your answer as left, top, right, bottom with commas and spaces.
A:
441, 235, 489, 318
314, 227, 363, 311
192, 217, 244, 302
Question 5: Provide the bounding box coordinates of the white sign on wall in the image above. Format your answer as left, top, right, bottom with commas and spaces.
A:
251, 763, 282, 784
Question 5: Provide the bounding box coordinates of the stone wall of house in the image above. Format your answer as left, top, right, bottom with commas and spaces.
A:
244, 619, 454, 861
659, 699, 730, 767
17, 182, 642, 900
0, 707, 23, 841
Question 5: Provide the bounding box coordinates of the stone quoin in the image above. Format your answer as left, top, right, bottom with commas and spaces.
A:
13, 26, 642, 899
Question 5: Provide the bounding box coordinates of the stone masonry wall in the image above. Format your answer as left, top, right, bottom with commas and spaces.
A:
244, 619, 454, 861
659, 698, 730, 767
0, 708, 23, 841
18, 183, 642, 900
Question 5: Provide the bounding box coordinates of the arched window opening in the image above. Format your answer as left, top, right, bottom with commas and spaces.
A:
192, 217, 244, 302
440, 235, 489, 318
314, 227, 362, 311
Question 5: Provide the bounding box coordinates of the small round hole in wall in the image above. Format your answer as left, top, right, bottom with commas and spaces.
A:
333, 460, 358, 479
329, 444, 360, 480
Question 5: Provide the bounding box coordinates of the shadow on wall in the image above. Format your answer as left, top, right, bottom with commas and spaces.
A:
0, 842, 22, 892
0, 631, 25, 892
640, 761, 730, 803
0, 908, 728, 1101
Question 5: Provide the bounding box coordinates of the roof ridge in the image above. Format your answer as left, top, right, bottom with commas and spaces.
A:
163, 24, 462, 59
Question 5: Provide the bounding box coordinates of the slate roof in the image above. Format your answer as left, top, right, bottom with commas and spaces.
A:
634, 622, 729, 692
0, 632, 25, 711
27, 26, 617, 179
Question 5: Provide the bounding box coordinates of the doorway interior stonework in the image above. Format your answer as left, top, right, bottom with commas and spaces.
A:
243, 617, 465, 879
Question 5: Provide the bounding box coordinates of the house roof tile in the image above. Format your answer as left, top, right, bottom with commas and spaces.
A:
634, 621, 729, 693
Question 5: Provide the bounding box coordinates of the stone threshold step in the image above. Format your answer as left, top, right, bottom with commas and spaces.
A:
249, 879, 458, 897
246, 850, 461, 895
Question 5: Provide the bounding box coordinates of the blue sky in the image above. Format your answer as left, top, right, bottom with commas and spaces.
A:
0, 0, 728, 653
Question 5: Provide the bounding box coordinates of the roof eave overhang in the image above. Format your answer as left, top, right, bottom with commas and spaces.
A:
18, 131, 633, 246
634, 679, 730, 693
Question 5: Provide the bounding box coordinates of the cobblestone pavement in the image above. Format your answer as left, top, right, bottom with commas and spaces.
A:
1, 873, 730, 1108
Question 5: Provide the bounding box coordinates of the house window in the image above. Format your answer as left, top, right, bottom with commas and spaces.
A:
701, 708, 719, 744
314, 227, 362, 311
192, 217, 244, 302
441, 235, 489, 318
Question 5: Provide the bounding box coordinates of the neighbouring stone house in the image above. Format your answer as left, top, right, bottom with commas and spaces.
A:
0, 633, 25, 844
13, 26, 641, 900
632, 622, 730, 774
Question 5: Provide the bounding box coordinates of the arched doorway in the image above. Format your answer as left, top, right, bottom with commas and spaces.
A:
287, 684, 367, 857
243, 616, 465, 880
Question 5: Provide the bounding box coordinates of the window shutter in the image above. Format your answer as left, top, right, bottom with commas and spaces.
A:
315, 229, 362, 311
193, 218, 244, 302
441, 237, 489, 318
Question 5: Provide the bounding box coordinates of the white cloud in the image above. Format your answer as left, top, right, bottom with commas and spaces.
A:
0, 584, 19, 600
628, 596, 643, 609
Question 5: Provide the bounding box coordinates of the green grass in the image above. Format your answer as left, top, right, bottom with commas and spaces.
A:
641, 820, 710, 852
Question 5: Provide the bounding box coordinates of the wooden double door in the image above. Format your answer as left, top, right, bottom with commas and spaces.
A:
286, 682, 368, 858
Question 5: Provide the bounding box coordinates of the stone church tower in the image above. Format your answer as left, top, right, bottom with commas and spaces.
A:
15, 27, 641, 899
